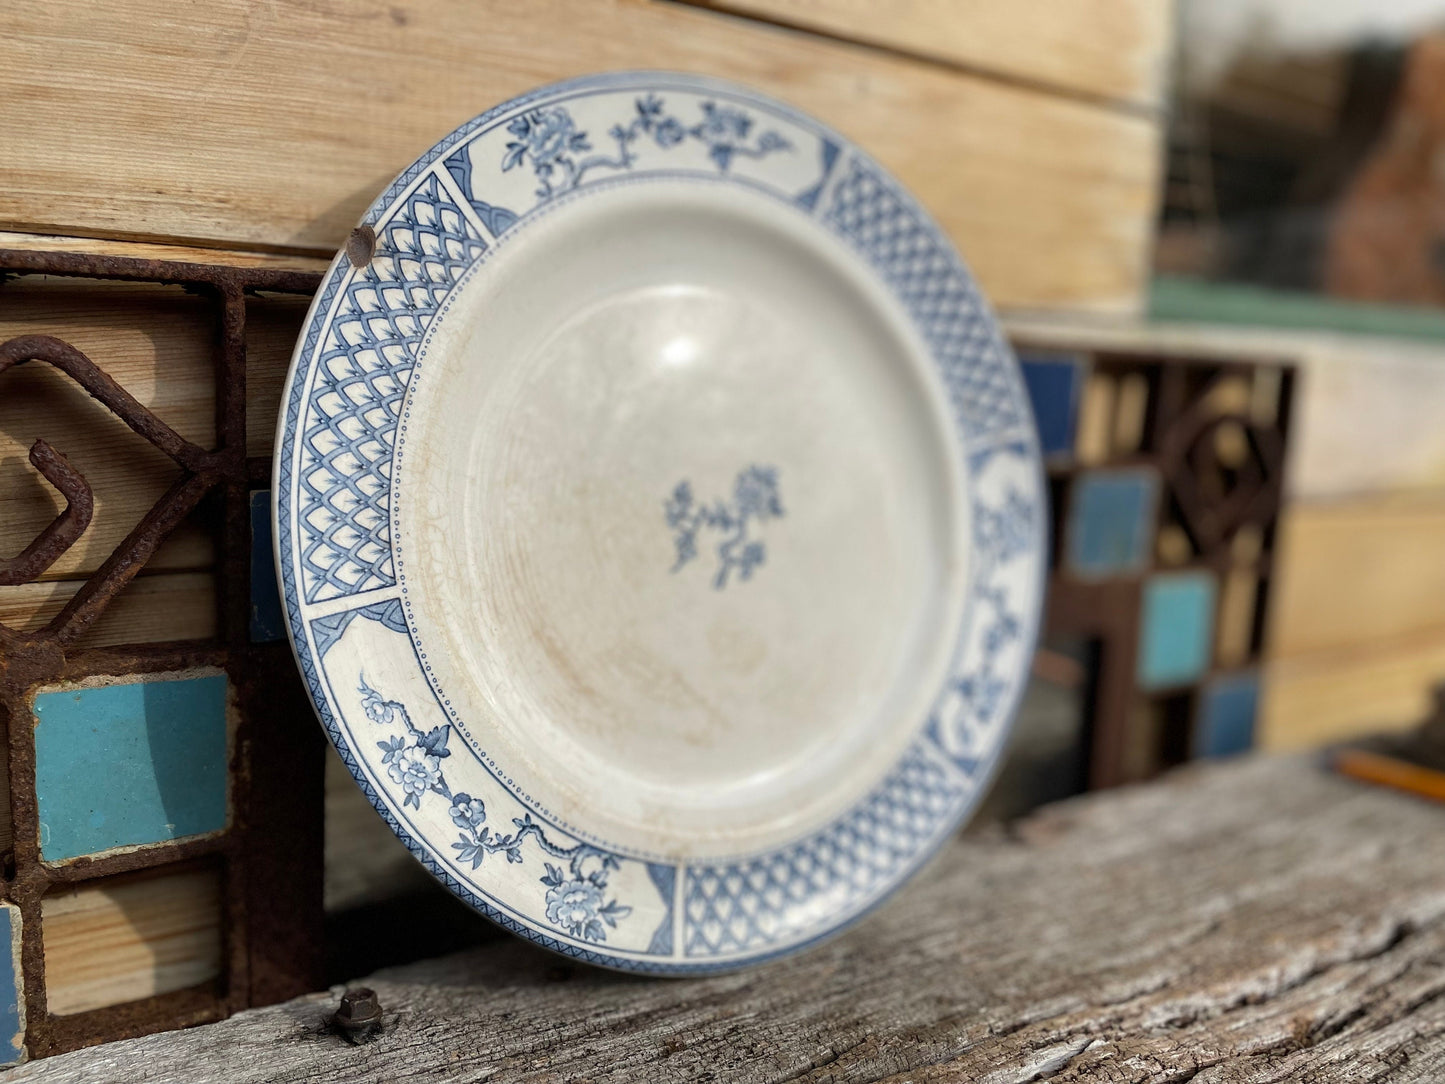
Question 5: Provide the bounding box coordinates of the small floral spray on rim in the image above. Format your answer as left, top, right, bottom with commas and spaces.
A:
502, 94, 791, 201
358, 676, 633, 943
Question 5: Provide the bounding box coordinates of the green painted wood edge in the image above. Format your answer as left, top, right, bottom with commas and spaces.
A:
1150, 275, 1445, 343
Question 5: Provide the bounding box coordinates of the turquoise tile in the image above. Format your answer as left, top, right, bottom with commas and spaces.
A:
0, 905, 22, 1065
34, 674, 229, 861
1138, 571, 1216, 690
1019, 355, 1082, 457
1066, 469, 1159, 578
1195, 671, 1259, 758
250, 489, 285, 643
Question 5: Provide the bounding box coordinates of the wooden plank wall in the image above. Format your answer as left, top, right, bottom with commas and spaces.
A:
688, 0, 1171, 108
1264, 347, 1445, 749
1, 0, 1165, 313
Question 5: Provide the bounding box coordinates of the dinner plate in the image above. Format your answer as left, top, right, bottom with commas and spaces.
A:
274, 72, 1045, 972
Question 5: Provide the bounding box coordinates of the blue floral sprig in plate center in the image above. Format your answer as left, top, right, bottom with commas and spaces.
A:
665, 464, 784, 589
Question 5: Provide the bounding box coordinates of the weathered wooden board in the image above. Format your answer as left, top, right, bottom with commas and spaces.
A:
10, 755, 1445, 1081
0, 574, 216, 649
1287, 343, 1445, 503
244, 292, 313, 458
1270, 493, 1445, 660
690, 0, 1171, 108
1259, 626, 1445, 751
41, 866, 222, 1017
0, 0, 1161, 314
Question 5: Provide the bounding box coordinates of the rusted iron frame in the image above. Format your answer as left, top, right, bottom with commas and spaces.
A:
0, 248, 324, 1058
1019, 344, 1296, 789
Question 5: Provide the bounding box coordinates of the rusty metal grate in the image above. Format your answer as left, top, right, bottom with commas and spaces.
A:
0, 248, 325, 1058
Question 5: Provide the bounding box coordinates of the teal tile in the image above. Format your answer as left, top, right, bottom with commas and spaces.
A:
0, 905, 22, 1065
1195, 671, 1259, 758
1138, 571, 1216, 690
1066, 469, 1159, 578
34, 674, 229, 862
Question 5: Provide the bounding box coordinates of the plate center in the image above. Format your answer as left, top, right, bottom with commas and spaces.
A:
396, 180, 968, 857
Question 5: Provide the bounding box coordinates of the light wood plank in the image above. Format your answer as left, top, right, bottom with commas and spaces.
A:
0, 573, 216, 648
1216, 566, 1256, 668
690, 0, 1171, 108
1270, 493, 1445, 659
1, 0, 1161, 313
41, 867, 221, 1016
1287, 347, 1445, 502
14, 757, 1445, 1082
244, 293, 311, 459
1075, 371, 1114, 464
1259, 628, 1445, 751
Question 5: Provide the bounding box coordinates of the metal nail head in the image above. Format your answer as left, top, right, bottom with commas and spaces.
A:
332, 986, 383, 1042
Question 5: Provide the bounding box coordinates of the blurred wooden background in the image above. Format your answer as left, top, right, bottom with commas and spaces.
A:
6, 0, 1445, 1053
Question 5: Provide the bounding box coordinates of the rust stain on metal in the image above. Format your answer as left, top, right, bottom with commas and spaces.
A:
0, 440, 93, 587
0, 247, 326, 1059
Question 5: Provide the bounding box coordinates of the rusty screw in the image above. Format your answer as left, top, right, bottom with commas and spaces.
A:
332, 987, 383, 1042
346, 224, 377, 269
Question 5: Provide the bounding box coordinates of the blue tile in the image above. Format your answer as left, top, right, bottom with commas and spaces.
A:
1066, 469, 1159, 578
1195, 671, 1259, 758
34, 674, 229, 861
1138, 571, 1217, 690
250, 489, 285, 643
0, 905, 22, 1065
1019, 355, 1081, 457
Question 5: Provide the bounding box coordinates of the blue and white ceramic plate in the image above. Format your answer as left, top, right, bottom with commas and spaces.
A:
274, 72, 1045, 972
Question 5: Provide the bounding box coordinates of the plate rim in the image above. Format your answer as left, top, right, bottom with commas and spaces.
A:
273, 69, 1048, 973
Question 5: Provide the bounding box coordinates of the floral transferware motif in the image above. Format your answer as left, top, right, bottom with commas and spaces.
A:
502, 94, 791, 200
274, 74, 1047, 971
932, 482, 1037, 765
359, 676, 632, 943
665, 465, 784, 589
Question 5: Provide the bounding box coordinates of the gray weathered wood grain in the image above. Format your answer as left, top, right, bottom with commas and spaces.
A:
15, 755, 1445, 1083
